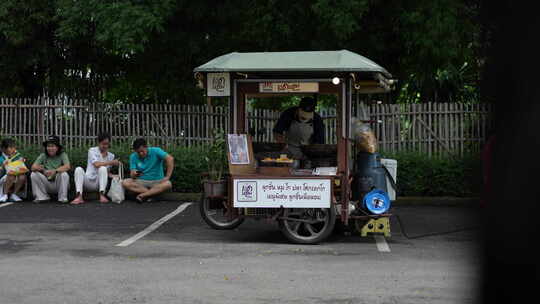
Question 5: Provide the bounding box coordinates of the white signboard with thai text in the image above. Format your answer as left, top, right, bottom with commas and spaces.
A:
259, 82, 319, 93
233, 178, 331, 208
207, 73, 230, 96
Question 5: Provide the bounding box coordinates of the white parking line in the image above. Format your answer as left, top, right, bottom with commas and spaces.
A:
115, 202, 193, 247
0, 203, 14, 209
374, 235, 391, 252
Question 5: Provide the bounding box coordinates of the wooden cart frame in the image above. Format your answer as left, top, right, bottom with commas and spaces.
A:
194, 51, 396, 243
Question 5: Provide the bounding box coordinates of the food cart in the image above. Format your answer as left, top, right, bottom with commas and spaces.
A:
194, 50, 397, 244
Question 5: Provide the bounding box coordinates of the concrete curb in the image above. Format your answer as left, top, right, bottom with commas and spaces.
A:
158, 192, 479, 206
392, 196, 479, 206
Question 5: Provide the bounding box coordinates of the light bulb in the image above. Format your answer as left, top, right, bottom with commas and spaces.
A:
332, 77, 340, 85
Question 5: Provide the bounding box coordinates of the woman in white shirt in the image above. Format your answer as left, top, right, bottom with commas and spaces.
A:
71, 133, 120, 204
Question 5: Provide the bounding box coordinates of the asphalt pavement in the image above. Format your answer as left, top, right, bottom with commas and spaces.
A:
0, 200, 482, 304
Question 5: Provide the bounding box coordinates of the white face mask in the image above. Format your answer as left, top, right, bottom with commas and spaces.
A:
298, 109, 314, 122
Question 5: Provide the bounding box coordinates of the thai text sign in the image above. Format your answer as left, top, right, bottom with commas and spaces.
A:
259, 82, 319, 93
233, 178, 331, 208
207, 73, 230, 96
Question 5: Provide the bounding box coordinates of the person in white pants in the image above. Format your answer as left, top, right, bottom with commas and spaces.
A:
71, 133, 120, 204
30, 135, 71, 203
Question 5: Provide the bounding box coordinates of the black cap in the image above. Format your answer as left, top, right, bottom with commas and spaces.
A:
299, 97, 317, 112
43, 135, 62, 148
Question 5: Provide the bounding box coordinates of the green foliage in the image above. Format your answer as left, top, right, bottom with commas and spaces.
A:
14, 143, 211, 193
204, 129, 228, 181
249, 94, 337, 111
7, 138, 482, 196
0, 0, 483, 105
55, 0, 176, 55
380, 151, 482, 197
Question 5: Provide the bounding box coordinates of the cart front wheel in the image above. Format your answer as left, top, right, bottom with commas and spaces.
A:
199, 195, 244, 230
278, 207, 336, 244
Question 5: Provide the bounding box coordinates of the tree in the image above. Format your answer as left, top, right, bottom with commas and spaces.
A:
0, 0, 483, 105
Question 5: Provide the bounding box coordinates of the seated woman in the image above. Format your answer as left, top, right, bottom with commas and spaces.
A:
71, 133, 120, 204
30, 136, 71, 203
0, 139, 28, 202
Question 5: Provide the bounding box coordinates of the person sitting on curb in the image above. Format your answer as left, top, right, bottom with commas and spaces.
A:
0, 139, 28, 202
122, 138, 173, 203
30, 136, 71, 203
0, 143, 7, 201
71, 133, 121, 205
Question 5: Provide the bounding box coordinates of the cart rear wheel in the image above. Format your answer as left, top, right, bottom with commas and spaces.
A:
199, 195, 244, 230
278, 207, 336, 244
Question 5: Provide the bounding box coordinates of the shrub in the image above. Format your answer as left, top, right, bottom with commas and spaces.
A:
380, 150, 482, 197
13, 143, 211, 193
5, 139, 483, 196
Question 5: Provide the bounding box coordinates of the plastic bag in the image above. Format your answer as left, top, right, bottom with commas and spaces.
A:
108, 162, 125, 204
351, 117, 378, 153
4, 153, 28, 176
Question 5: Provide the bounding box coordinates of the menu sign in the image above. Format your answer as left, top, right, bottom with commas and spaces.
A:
233, 178, 331, 208
259, 82, 319, 93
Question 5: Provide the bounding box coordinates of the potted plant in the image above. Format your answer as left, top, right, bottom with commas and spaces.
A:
203, 129, 228, 197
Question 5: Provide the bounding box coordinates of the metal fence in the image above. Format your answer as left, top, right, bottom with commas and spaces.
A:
0, 97, 491, 156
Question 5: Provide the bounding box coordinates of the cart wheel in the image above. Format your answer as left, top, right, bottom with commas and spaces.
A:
199, 195, 244, 230
278, 207, 336, 244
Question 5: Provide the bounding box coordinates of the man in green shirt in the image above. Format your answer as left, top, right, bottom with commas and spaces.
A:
30, 136, 71, 203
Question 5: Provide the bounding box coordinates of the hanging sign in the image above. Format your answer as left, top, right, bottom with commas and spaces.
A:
233, 178, 331, 208
207, 73, 230, 96
259, 82, 319, 93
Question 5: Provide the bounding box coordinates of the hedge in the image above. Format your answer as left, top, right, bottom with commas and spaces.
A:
8, 144, 482, 197
14, 144, 211, 193
380, 151, 482, 197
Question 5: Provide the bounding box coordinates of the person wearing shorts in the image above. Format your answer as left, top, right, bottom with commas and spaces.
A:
122, 138, 174, 203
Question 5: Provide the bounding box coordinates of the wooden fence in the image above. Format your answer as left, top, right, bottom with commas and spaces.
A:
0, 97, 491, 156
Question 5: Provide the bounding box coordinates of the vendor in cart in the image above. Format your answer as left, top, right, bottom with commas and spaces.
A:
272, 96, 325, 159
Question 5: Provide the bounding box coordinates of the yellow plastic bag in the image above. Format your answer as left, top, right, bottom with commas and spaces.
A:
351, 117, 378, 153
4, 153, 28, 176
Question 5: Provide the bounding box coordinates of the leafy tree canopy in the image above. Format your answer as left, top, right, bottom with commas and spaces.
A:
0, 0, 483, 107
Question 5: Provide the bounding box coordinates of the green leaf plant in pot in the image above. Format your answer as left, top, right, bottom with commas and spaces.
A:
203, 129, 228, 198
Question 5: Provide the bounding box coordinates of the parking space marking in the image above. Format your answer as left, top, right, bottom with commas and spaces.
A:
115, 202, 193, 247
0, 203, 14, 209
374, 235, 391, 252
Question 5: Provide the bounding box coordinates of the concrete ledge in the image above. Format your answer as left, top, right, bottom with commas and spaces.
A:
84, 191, 201, 202
393, 196, 479, 206
86, 191, 478, 206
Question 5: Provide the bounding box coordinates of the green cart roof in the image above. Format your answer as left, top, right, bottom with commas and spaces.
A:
194, 50, 392, 78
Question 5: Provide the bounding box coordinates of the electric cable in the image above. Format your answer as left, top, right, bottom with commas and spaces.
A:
393, 214, 479, 239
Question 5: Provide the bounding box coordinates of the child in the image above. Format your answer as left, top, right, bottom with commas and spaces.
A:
0, 139, 28, 202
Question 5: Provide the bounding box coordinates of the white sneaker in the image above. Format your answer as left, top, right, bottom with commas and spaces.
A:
0, 194, 8, 203
10, 194, 22, 202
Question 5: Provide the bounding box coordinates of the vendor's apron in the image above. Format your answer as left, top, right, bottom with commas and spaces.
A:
286, 120, 313, 159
